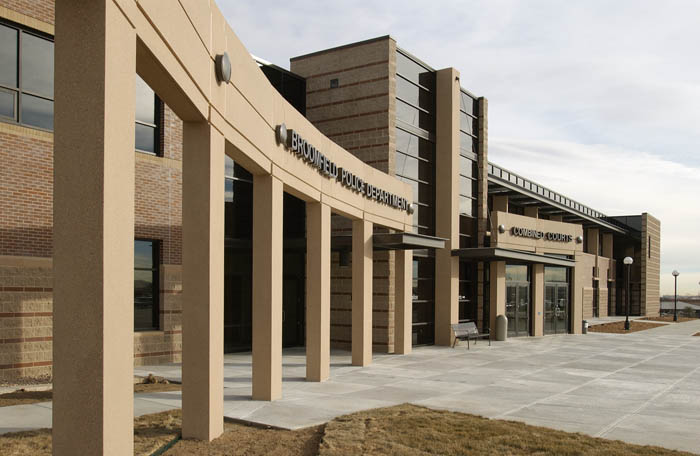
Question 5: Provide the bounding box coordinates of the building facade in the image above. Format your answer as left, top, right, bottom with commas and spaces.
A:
0, 0, 660, 388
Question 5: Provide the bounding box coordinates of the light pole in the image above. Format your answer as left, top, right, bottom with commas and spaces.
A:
623, 256, 633, 330
672, 270, 679, 322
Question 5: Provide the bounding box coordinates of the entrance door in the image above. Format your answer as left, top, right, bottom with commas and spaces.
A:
506, 284, 530, 337
544, 283, 569, 335
506, 264, 530, 337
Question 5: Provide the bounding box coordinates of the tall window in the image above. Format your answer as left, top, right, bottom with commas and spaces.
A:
135, 239, 159, 331
0, 21, 54, 130
135, 75, 161, 155
396, 49, 436, 345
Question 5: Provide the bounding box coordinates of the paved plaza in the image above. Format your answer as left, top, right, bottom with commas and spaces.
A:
1, 319, 699, 453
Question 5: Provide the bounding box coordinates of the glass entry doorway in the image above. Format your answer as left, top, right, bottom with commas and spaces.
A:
506, 265, 530, 337
544, 266, 569, 335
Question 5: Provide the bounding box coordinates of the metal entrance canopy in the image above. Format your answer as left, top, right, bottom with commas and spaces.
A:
451, 247, 576, 268
332, 232, 446, 251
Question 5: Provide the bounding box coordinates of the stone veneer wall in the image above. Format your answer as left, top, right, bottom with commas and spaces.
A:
291, 37, 397, 352
641, 213, 661, 316
0, 257, 52, 381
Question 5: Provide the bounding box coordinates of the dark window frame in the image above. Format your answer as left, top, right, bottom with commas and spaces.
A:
0, 19, 54, 132
134, 238, 160, 331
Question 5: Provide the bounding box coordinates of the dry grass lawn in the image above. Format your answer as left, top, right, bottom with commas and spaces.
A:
641, 316, 697, 323
588, 320, 664, 334
318, 404, 694, 456
0, 409, 180, 456
2, 404, 694, 455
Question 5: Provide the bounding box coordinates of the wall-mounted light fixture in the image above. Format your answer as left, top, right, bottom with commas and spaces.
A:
498, 224, 506, 234
576, 235, 583, 244
276, 123, 288, 146
407, 203, 416, 215
215, 52, 232, 84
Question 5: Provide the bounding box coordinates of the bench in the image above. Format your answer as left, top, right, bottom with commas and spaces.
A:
451, 322, 491, 349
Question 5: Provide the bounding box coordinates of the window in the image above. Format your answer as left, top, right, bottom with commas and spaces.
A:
0, 21, 54, 130
134, 239, 159, 331
135, 75, 161, 155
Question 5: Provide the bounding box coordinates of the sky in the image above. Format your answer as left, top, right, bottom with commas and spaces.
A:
219, 0, 700, 295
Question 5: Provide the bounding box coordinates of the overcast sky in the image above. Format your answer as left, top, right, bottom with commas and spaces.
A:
220, 0, 700, 295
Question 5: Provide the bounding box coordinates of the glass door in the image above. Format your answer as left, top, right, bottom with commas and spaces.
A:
555, 284, 569, 334
544, 284, 556, 334
506, 264, 530, 337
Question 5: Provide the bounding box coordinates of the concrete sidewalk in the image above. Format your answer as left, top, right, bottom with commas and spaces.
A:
1, 319, 699, 453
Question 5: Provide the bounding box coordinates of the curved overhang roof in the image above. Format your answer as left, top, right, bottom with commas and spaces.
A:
122, 0, 413, 231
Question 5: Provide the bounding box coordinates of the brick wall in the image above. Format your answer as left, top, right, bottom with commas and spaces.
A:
0, 0, 53, 25
641, 213, 661, 316
291, 37, 396, 352
0, 0, 186, 378
0, 126, 53, 258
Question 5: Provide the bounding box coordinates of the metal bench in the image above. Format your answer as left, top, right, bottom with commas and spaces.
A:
451, 322, 491, 349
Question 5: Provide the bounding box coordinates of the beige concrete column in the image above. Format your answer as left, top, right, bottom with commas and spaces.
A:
252, 175, 284, 400
532, 264, 544, 336
352, 219, 373, 366
435, 67, 460, 346
182, 123, 225, 440
571, 254, 584, 334
586, 228, 600, 255
489, 261, 506, 337
306, 202, 331, 382
524, 206, 539, 218
493, 195, 509, 213
395, 248, 413, 354
53, 1, 135, 454
602, 233, 613, 258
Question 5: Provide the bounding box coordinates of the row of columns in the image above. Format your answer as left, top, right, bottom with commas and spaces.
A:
52, 3, 414, 451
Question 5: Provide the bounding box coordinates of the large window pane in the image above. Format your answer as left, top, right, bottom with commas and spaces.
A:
21, 94, 52, 130
396, 52, 434, 88
135, 123, 156, 153
21, 32, 53, 98
0, 89, 15, 119
0, 24, 17, 88
460, 131, 477, 153
460, 92, 477, 117
134, 240, 159, 331
396, 128, 433, 161
134, 270, 155, 330
135, 240, 154, 269
135, 75, 155, 124
396, 75, 433, 113
397, 99, 433, 131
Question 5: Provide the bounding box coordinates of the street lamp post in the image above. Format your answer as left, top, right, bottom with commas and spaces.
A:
623, 256, 633, 331
672, 270, 679, 322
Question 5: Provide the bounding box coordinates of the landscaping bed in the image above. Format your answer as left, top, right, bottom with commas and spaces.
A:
0, 375, 179, 407
588, 320, 664, 334
1, 404, 694, 455
641, 316, 697, 323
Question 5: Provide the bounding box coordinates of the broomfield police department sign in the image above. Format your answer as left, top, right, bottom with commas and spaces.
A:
276, 124, 414, 214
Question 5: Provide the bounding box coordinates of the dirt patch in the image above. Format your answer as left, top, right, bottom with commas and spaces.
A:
0, 376, 51, 388
166, 420, 323, 456
0, 409, 180, 456
319, 404, 693, 455
588, 320, 665, 333
693, 332, 700, 337
641, 316, 697, 323
0, 377, 180, 407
